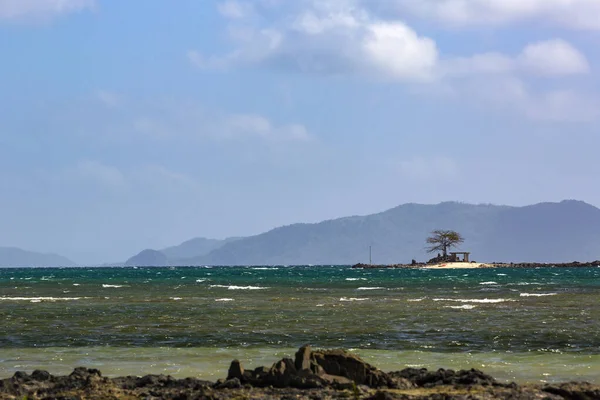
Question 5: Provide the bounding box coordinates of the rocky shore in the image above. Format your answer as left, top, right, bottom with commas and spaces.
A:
1, 345, 598, 399
352, 260, 600, 269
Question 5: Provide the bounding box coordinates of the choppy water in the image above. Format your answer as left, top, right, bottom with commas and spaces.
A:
1, 266, 599, 383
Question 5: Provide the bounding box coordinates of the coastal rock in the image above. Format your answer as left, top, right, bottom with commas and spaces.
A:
227, 359, 244, 381
543, 382, 600, 399
390, 367, 497, 387
295, 344, 314, 371
311, 348, 392, 388
2, 348, 600, 399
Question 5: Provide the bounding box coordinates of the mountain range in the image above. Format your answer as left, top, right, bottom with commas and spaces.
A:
3, 200, 599, 267
124, 200, 600, 266
0, 247, 76, 267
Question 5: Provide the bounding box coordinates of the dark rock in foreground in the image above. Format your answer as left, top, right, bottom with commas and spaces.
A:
1, 345, 598, 399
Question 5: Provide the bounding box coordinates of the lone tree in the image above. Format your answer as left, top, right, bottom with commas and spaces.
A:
426, 230, 464, 258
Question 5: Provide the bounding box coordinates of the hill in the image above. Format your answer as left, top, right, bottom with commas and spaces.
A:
183, 200, 600, 265
125, 249, 168, 267
161, 237, 240, 260
0, 247, 76, 267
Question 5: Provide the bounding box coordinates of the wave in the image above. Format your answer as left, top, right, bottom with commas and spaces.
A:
357, 287, 384, 290
0, 297, 83, 302
520, 293, 558, 297
210, 285, 269, 290
195, 279, 206, 283
170, 297, 183, 301
215, 298, 234, 302
102, 284, 126, 288
407, 298, 425, 302
433, 298, 514, 304
445, 305, 477, 310
346, 278, 367, 281
340, 297, 369, 302
479, 281, 498, 285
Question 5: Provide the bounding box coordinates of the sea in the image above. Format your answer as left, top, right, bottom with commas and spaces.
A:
1, 266, 599, 384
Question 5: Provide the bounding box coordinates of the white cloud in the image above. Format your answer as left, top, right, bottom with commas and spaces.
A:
397, 0, 600, 30
518, 39, 590, 76
443, 39, 590, 77
189, 1, 597, 121
217, 1, 254, 19
0, 0, 93, 21
362, 22, 438, 81
190, 3, 439, 81
454, 76, 600, 122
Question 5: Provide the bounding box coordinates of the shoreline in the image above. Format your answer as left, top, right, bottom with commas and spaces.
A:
2, 346, 598, 399
353, 260, 600, 269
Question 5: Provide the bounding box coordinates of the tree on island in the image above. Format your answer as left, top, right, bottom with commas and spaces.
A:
426, 230, 464, 258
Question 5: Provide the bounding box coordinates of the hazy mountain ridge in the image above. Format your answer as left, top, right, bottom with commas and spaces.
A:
187, 200, 600, 265
125, 237, 239, 266
5, 200, 599, 267
0, 247, 76, 267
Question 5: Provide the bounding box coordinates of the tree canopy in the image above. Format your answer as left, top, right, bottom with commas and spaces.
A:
426, 230, 465, 257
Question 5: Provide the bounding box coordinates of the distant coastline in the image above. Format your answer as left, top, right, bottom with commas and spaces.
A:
352, 260, 600, 269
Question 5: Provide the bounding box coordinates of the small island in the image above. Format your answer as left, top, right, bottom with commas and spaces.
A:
353, 230, 600, 269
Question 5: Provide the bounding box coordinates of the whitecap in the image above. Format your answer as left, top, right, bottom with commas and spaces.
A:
407, 298, 425, 302
0, 297, 83, 302
210, 285, 269, 290
433, 298, 514, 304
479, 281, 498, 285
445, 305, 477, 310
520, 293, 558, 297
215, 298, 234, 302
346, 278, 366, 281
170, 297, 182, 301
196, 279, 206, 283
102, 284, 126, 288
357, 287, 384, 290
497, 274, 507, 276
340, 297, 369, 302
73, 284, 80, 286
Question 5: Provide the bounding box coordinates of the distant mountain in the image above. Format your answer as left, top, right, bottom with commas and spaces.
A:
123, 237, 240, 266
125, 249, 168, 267
161, 237, 240, 260
0, 247, 76, 267
183, 200, 600, 265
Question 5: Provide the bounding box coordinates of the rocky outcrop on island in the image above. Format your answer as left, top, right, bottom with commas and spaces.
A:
2, 345, 599, 399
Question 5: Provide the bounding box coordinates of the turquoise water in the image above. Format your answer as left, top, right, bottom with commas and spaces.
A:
1, 266, 599, 383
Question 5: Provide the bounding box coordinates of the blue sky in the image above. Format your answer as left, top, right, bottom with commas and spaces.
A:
1, 0, 599, 264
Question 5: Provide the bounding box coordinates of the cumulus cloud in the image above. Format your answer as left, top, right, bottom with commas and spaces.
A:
190, 2, 439, 81
518, 39, 590, 76
396, 0, 600, 30
443, 39, 590, 77
189, 1, 597, 122
0, 0, 93, 21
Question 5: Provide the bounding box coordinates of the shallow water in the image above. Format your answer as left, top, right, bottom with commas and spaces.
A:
1, 266, 599, 383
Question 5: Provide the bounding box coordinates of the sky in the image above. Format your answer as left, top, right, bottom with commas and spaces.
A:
1, 0, 600, 264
